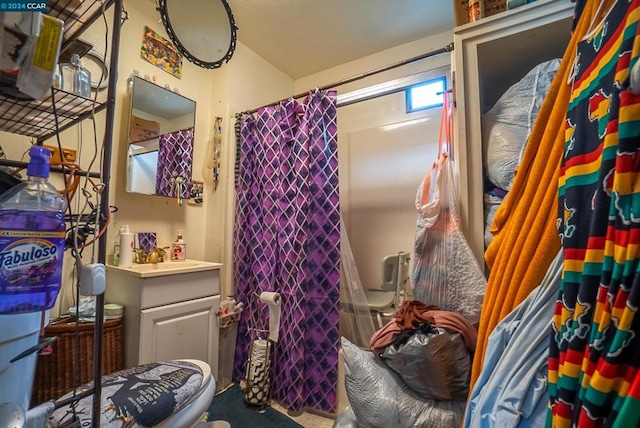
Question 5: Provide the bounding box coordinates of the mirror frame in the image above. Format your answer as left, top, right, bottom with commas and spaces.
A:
126, 75, 197, 198
157, 0, 238, 70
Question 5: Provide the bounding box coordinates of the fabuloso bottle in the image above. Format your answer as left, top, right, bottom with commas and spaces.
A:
0, 146, 67, 314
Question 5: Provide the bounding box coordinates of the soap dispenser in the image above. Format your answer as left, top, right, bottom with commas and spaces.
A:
171, 231, 186, 262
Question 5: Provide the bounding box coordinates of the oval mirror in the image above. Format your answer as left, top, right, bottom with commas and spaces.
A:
158, 0, 238, 69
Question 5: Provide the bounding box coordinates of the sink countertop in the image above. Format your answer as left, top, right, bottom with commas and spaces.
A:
106, 259, 222, 278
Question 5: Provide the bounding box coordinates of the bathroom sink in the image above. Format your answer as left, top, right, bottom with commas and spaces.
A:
130, 261, 201, 271
107, 260, 222, 278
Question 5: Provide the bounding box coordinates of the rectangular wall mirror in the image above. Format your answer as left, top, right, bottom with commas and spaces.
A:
126, 76, 196, 198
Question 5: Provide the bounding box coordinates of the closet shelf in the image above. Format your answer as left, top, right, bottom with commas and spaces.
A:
0, 88, 106, 140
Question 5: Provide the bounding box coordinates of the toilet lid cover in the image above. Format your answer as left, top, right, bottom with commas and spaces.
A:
50, 360, 203, 428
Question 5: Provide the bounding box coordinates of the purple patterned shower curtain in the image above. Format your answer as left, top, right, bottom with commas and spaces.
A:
155, 127, 194, 199
232, 90, 340, 413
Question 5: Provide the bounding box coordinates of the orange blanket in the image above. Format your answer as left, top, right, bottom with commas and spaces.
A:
470, 1, 599, 387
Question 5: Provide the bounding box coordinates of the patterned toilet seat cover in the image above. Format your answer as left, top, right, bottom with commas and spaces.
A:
50, 360, 204, 428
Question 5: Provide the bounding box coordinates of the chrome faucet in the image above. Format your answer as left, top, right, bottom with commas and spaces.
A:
133, 247, 168, 264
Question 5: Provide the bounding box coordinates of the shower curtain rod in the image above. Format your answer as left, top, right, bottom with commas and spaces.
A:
244, 42, 454, 115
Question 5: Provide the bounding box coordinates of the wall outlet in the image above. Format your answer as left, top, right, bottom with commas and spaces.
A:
43, 144, 77, 163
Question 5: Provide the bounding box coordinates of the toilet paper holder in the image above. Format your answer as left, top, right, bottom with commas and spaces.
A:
243, 328, 273, 407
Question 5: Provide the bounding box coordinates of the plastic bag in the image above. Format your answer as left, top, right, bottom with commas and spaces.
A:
333, 407, 359, 428
482, 58, 561, 191
483, 192, 504, 248
380, 327, 471, 401
342, 337, 466, 428
412, 154, 487, 323
411, 92, 487, 323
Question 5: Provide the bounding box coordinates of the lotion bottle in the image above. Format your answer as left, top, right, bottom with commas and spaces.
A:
118, 225, 133, 268
171, 230, 186, 262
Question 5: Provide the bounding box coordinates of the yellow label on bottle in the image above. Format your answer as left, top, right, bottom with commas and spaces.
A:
33, 16, 62, 72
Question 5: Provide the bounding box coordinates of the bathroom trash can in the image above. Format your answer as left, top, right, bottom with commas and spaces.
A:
217, 310, 240, 392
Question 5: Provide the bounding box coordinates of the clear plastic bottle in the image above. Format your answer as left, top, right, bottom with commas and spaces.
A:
60, 53, 91, 98
117, 225, 133, 268
0, 146, 67, 314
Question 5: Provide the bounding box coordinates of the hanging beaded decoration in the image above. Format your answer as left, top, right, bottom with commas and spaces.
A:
209, 117, 222, 190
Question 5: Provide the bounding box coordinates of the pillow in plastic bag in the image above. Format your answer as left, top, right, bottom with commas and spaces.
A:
482, 58, 561, 191
380, 328, 471, 401
342, 337, 465, 428
333, 407, 359, 428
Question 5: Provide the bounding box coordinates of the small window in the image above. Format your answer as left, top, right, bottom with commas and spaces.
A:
406, 77, 446, 113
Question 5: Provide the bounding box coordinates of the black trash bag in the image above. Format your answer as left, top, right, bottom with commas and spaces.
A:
380, 327, 471, 401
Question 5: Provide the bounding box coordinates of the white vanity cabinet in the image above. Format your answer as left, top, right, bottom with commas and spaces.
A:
105, 261, 223, 379
453, 0, 574, 264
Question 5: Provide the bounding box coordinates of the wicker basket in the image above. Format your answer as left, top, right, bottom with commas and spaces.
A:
31, 318, 124, 407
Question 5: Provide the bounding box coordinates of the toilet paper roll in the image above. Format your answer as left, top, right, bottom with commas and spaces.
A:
259, 291, 281, 342
248, 339, 270, 385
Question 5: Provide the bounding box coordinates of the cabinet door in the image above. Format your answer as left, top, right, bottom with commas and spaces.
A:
139, 295, 220, 375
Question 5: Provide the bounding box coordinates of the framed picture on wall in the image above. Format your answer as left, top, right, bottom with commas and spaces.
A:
188, 180, 204, 206
140, 26, 183, 79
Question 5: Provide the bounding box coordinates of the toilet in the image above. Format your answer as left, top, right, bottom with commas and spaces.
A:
0, 313, 216, 427
50, 359, 216, 427
156, 359, 216, 428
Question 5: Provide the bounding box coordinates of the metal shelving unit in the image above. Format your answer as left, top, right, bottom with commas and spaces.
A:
0, 0, 115, 142
0, 0, 123, 425
0, 89, 106, 140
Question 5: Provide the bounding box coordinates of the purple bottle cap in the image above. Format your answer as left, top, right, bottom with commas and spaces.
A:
26, 145, 51, 178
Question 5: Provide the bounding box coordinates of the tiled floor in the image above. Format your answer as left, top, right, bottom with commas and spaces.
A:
271, 402, 335, 428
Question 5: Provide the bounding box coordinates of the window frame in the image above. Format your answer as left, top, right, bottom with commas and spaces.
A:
405, 76, 447, 113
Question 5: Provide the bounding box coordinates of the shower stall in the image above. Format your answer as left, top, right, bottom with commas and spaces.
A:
337, 66, 449, 347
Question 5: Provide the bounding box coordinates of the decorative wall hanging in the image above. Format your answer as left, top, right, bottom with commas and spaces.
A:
188, 180, 204, 206
140, 26, 183, 79
205, 117, 222, 191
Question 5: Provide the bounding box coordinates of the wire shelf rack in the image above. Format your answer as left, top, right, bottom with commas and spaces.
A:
0, 89, 105, 140
0, 0, 114, 141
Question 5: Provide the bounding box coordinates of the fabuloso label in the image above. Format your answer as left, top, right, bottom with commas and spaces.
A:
0, 231, 65, 294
